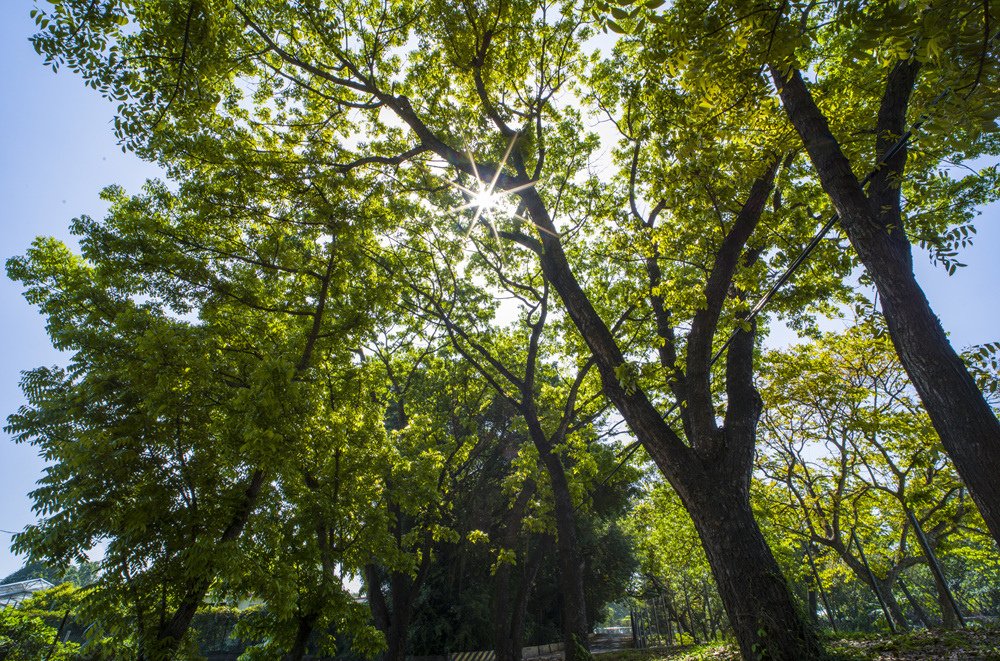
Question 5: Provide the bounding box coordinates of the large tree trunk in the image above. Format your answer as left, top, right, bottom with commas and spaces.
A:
771, 64, 1000, 546
512, 180, 821, 660
683, 475, 822, 660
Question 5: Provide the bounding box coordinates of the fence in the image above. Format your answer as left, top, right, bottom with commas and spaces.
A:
630, 596, 676, 649
408, 642, 564, 661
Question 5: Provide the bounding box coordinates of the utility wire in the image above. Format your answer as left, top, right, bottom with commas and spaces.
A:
709, 87, 951, 366
581, 42, 995, 504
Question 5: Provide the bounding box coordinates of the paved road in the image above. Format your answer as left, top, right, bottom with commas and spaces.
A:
590, 633, 632, 655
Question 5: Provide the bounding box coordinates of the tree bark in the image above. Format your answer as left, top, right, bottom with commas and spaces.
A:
874, 576, 911, 631
530, 428, 590, 659
933, 571, 961, 629
771, 63, 1000, 546
684, 476, 821, 659
493, 489, 544, 661
512, 177, 822, 660
285, 611, 319, 661
807, 589, 819, 626
366, 563, 421, 661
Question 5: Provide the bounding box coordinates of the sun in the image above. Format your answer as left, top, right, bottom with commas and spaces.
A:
471, 187, 500, 213
439, 132, 537, 236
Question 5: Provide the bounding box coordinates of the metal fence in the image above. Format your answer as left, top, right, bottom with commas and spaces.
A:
630, 596, 676, 649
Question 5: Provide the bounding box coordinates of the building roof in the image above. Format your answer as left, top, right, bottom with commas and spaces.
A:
0, 578, 55, 605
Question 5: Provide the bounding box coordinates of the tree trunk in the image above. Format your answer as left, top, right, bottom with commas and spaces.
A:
153, 469, 266, 659
367, 565, 418, 661
285, 611, 319, 661
536, 444, 590, 659
875, 576, 910, 632
516, 177, 820, 660
899, 578, 934, 629
771, 64, 1000, 546
932, 571, 961, 629
496, 535, 548, 661
493, 560, 518, 661
682, 589, 699, 644
385, 605, 411, 661
807, 589, 819, 626
684, 480, 823, 660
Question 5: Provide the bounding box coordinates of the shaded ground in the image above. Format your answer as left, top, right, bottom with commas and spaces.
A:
594, 626, 1000, 660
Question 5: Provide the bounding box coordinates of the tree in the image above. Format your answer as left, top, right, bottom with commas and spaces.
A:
361, 344, 508, 661
214, 360, 390, 661
1, 560, 100, 588
626, 480, 728, 643
26, 0, 1000, 655
388, 219, 616, 657
7, 159, 387, 658
643, 0, 1000, 543
26, 0, 832, 655
757, 321, 997, 629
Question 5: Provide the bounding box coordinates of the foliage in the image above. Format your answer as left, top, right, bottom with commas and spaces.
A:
0, 560, 100, 588
0, 606, 79, 661
625, 479, 728, 643
12, 0, 1000, 655
757, 320, 1000, 630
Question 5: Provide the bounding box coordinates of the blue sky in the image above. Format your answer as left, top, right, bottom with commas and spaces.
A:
1, 2, 998, 579
0, 3, 161, 578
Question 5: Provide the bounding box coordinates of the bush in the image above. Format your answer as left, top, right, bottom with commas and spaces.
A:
0, 606, 79, 660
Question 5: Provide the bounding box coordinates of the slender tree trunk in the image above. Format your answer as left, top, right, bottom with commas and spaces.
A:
808, 589, 819, 626
153, 469, 266, 658
875, 577, 910, 631
682, 590, 699, 644
771, 64, 1000, 545
899, 578, 934, 629
536, 446, 590, 659
932, 571, 961, 629
494, 546, 536, 661
285, 611, 319, 661
494, 561, 518, 661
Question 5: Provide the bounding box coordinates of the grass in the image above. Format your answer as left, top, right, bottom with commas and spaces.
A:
595, 625, 1000, 660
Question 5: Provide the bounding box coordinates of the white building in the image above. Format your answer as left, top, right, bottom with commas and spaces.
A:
0, 578, 55, 607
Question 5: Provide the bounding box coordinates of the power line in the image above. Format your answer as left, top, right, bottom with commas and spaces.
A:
582, 49, 992, 504
710, 85, 952, 365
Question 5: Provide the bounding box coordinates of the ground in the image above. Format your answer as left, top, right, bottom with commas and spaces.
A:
595, 626, 1000, 660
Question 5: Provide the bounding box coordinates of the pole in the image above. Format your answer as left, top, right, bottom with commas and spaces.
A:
905, 508, 966, 628
851, 531, 898, 633
805, 543, 839, 632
